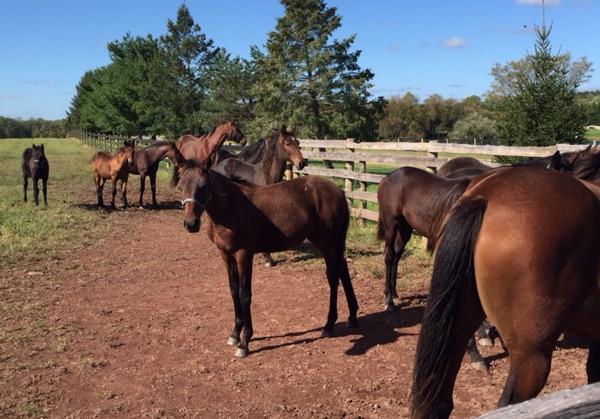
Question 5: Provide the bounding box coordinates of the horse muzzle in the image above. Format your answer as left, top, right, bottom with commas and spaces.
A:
296, 159, 308, 170
183, 218, 201, 233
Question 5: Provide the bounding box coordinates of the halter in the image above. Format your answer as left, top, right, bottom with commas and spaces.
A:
181, 197, 197, 206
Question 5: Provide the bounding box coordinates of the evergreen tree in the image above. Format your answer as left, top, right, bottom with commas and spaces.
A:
497, 25, 588, 145
251, 0, 379, 140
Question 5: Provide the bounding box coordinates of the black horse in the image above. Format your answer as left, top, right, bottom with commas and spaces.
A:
22, 144, 49, 206
128, 141, 177, 208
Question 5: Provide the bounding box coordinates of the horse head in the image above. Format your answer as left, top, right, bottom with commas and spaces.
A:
277, 125, 306, 170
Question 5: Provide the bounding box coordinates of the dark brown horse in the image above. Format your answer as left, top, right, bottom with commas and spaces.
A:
411, 167, 600, 418
22, 144, 49, 206
176, 120, 246, 165
209, 139, 268, 167
437, 152, 563, 179
92, 142, 135, 209
128, 141, 177, 207
172, 150, 358, 358
213, 127, 307, 267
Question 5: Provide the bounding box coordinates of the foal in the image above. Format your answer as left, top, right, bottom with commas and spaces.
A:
128, 141, 177, 207
91, 142, 135, 209
173, 152, 358, 358
22, 144, 49, 206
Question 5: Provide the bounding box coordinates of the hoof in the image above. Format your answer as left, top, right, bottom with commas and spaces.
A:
478, 337, 493, 347
471, 360, 489, 372
227, 336, 240, 347
347, 319, 358, 329
234, 347, 249, 358
384, 303, 397, 312
321, 328, 335, 338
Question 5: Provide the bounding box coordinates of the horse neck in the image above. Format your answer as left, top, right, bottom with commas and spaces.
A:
148, 143, 171, 162
204, 128, 231, 155
257, 138, 282, 184
115, 150, 129, 167
204, 173, 238, 224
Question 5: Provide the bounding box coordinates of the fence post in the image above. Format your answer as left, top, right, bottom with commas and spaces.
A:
358, 158, 367, 225
284, 161, 293, 181
345, 138, 355, 208
427, 140, 438, 173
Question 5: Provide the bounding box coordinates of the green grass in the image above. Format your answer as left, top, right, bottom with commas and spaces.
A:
0, 138, 101, 265
587, 128, 600, 140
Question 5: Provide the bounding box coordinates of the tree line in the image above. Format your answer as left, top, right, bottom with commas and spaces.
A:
65, 2, 599, 146
0, 117, 67, 139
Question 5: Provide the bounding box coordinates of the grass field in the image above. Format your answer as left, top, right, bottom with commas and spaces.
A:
0, 138, 104, 265
587, 128, 600, 140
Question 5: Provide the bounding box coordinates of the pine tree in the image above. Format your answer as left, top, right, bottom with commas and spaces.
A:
251, 0, 379, 140
498, 25, 587, 146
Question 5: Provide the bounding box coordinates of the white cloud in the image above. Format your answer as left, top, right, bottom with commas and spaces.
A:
516, 0, 560, 5
443, 37, 466, 48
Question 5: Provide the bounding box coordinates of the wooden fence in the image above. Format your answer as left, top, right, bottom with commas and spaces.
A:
75, 131, 589, 222
292, 138, 589, 222
479, 382, 600, 418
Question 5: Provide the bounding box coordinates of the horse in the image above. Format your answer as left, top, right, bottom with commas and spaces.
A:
213, 127, 306, 185
176, 120, 246, 165
91, 141, 135, 209
209, 139, 267, 167
128, 141, 177, 208
561, 144, 600, 182
172, 149, 358, 358
21, 144, 49, 206
213, 127, 307, 267
411, 167, 600, 418
437, 152, 564, 179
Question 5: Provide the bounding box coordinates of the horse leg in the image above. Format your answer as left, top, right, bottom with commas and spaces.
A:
110, 177, 117, 209
497, 345, 553, 407
139, 174, 146, 208
338, 256, 359, 329
587, 341, 600, 384
149, 171, 158, 207
32, 177, 40, 206
467, 336, 488, 371
321, 254, 341, 337
477, 319, 493, 347
221, 251, 243, 347
42, 177, 48, 206
121, 179, 128, 208
384, 219, 412, 311
234, 250, 254, 358
97, 177, 105, 208
23, 174, 28, 202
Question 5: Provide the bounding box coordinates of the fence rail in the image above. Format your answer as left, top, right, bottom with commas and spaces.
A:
75, 131, 589, 222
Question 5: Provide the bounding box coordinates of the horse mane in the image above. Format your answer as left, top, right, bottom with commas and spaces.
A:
259, 137, 278, 172
570, 148, 600, 180
427, 178, 471, 251
237, 139, 266, 160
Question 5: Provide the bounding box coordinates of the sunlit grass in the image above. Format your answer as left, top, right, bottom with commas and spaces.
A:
0, 138, 101, 265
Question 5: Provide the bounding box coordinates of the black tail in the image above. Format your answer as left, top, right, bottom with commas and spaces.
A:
411, 197, 487, 418
376, 213, 385, 241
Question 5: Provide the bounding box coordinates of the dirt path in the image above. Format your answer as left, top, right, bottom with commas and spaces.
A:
0, 188, 589, 418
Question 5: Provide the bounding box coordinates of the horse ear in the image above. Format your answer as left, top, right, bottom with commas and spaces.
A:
32, 143, 36, 149
290, 126, 298, 136
39, 144, 44, 153
548, 150, 561, 170
280, 124, 287, 134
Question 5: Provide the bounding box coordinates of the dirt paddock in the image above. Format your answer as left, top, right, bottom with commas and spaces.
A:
0, 188, 589, 418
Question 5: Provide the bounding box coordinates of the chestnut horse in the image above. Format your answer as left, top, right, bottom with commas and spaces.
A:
92, 141, 135, 209
172, 150, 358, 358
128, 141, 177, 207
411, 167, 600, 418
176, 120, 246, 165
22, 144, 49, 206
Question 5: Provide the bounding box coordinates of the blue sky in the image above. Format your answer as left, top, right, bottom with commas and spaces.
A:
1, 0, 598, 120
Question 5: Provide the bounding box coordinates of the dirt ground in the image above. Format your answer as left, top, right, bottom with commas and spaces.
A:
0, 186, 590, 418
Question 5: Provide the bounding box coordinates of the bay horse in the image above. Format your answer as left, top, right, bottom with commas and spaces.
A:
21, 144, 49, 206
213, 127, 307, 267
128, 141, 177, 207
411, 167, 600, 418
172, 150, 358, 358
176, 120, 246, 165
437, 152, 563, 179
209, 139, 267, 167
91, 141, 135, 209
